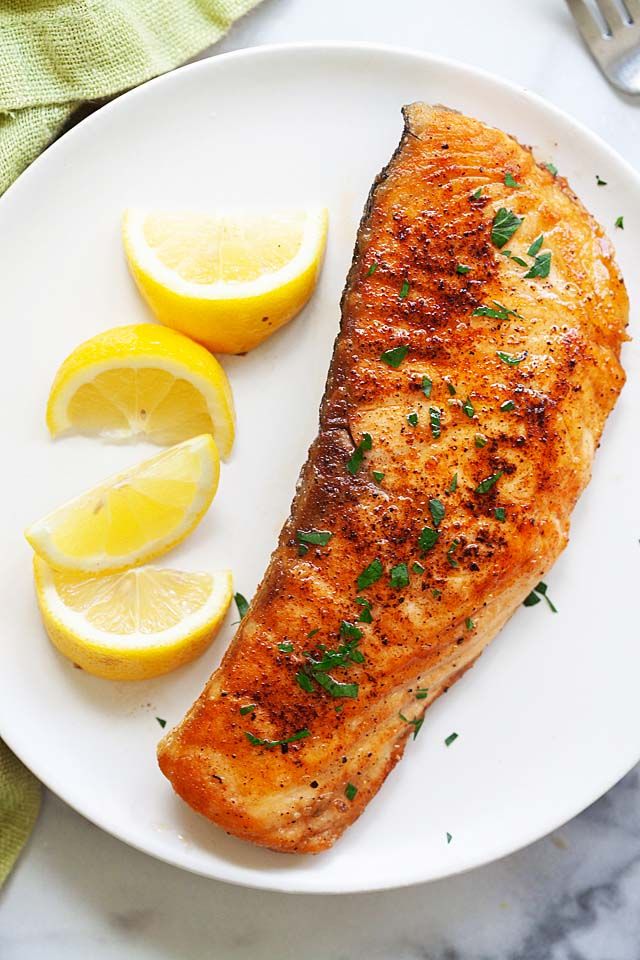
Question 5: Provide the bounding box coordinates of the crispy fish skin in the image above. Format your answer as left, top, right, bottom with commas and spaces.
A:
158, 104, 627, 853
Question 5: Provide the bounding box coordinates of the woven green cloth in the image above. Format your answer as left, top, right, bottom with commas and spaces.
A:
0, 0, 264, 195
0, 741, 41, 887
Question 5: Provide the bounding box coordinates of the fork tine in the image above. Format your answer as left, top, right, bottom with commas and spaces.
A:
622, 0, 640, 21
594, 0, 627, 31
566, 0, 606, 45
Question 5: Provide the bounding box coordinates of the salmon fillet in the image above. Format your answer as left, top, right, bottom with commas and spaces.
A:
158, 104, 628, 853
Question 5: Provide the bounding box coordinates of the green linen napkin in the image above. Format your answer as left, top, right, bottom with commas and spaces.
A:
0, 0, 264, 195
0, 741, 41, 887
0, 0, 264, 886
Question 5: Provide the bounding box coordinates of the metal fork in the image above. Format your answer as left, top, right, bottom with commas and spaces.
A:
566, 0, 640, 93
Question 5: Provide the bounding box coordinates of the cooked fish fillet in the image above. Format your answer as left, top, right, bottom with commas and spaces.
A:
158, 104, 628, 853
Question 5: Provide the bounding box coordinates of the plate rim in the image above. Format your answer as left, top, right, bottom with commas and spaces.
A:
1, 40, 638, 894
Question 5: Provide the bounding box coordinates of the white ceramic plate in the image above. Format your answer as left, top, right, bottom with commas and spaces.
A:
0, 44, 637, 894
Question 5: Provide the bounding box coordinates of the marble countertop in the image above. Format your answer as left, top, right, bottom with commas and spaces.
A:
2, 1, 640, 957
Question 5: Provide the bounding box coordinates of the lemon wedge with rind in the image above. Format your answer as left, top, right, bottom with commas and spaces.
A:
46, 324, 235, 458
25, 434, 219, 574
122, 208, 328, 354
34, 557, 232, 680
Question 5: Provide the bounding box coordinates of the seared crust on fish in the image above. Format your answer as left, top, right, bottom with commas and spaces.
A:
158, 104, 627, 852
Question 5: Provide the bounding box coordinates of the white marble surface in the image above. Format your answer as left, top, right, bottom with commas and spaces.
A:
2, 1, 640, 957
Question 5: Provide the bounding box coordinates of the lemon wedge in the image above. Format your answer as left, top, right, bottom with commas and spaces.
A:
34, 557, 232, 680
122, 207, 328, 354
25, 435, 219, 574
46, 324, 235, 457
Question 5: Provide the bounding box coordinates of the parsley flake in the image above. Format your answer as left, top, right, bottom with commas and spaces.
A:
412, 561, 425, 575
545, 162, 558, 177
416, 688, 429, 699
314, 673, 359, 699
475, 433, 487, 448
296, 672, 315, 694
456, 264, 471, 274
340, 621, 363, 641
277, 641, 294, 653
444, 732, 459, 747
429, 406, 442, 439
615, 216, 624, 229
399, 712, 424, 740
471, 187, 483, 199
446, 539, 460, 568
524, 581, 558, 612
448, 472, 458, 493
239, 704, 256, 716
447, 831, 453, 844
524, 250, 552, 279
372, 470, 385, 485
445, 379, 457, 396
422, 375, 433, 399
527, 234, 544, 257
462, 397, 475, 418
346, 432, 372, 475
156, 717, 167, 729
491, 208, 523, 248
495, 507, 506, 522
465, 617, 475, 630
497, 350, 527, 366
407, 411, 418, 426
307, 629, 319, 638
234, 593, 249, 619
296, 529, 333, 547
380, 345, 408, 368
475, 471, 503, 494
418, 526, 439, 554
473, 300, 521, 320
429, 498, 445, 528
245, 729, 310, 749
357, 558, 384, 590
367, 262, 378, 276
355, 597, 373, 623
596, 174, 607, 186
399, 279, 410, 299
500, 399, 515, 412
345, 782, 358, 801
390, 563, 410, 589
504, 172, 520, 188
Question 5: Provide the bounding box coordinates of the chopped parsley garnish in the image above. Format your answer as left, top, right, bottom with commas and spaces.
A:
345, 782, 358, 801
367, 262, 378, 276
346, 432, 372, 475
418, 526, 439, 554
245, 728, 310, 749
429, 406, 442, 439
504, 172, 520, 188
527, 234, 544, 257
471, 187, 483, 199
495, 507, 506, 522
445, 379, 457, 396
156, 717, 167, 728
448, 472, 458, 493
545, 162, 558, 177
475, 471, 503, 494
497, 350, 527, 366
507, 253, 529, 267
446, 539, 460, 568
412, 561, 425, 575
296, 672, 315, 693
399, 280, 410, 299
407, 411, 418, 426
356, 597, 373, 623
446, 831, 453, 844
475, 433, 487, 448
491, 208, 523, 248
444, 732, 459, 747
380, 345, 408, 368
429, 498, 445, 528
500, 399, 515, 412
615, 216, 624, 229
399, 712, 424, 740
296, 528, 333, 547
239, 704, 256, 715
307, 629, 319, 638
465, 617, 475, 630
432, 588, 442, 599
524, 581, 558, 612
473, 300, 521, 320
456, 263, 471, 274
313, 673, 359, 699
416, 688, 429, 699
462, 397, 475, 418
524, 250, 552, 279
422, 375, 433, 399
596, 175, 607, 186
372, 470, 385, 485
277, 641, 294, 653
340, 621, 363, 641
390, 563, 410, 589
357, 558, 383, 590
234, 592, 249, 618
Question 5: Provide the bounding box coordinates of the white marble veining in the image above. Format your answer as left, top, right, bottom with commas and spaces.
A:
2, 1, 639, 957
